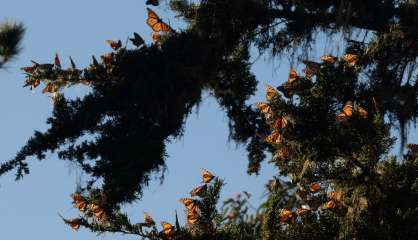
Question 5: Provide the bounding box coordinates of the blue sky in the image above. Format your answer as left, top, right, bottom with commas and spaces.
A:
0, 1, 416, 239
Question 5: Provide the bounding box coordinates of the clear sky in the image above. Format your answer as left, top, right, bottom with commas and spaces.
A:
0, 1, 415, 240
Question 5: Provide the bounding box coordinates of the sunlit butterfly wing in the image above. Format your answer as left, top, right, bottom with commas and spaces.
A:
187, 212, 199, 225
201, 168, 214, 183
279, 208, 293, 223
336, 101, 353, 122
265, 84, 278, 101
320, 54, 337, 64
323, 200, 336, 210
265, 131, 282, 144
106, 40, 122, 50
75, 201, 87, 212
160, 22, 173, 33
42, 83, 58, 94
343, 54, 358, 67
179, 198, 198, 211
146, 8, 160, 28
161, 222, 174, 235
254, 102, 271, 114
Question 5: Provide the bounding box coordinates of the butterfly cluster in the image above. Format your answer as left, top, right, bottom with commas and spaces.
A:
180, 169, 215, 229
61, 192, 108, 231
20, 6, 176, 104
255, 85, 290, 163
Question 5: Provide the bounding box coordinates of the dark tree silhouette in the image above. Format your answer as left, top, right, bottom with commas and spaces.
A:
0, 21, 24, 69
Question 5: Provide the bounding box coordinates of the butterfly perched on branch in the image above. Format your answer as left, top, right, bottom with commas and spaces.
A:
146, 8, 173, 33
106, 40, 122, 51
280, 68, 298, 97
336, 101, 368, 122
130, 32, 145, 47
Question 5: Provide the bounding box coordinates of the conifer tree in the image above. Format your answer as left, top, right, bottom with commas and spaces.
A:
1, 1, 418, 239
0, 21, 24, 69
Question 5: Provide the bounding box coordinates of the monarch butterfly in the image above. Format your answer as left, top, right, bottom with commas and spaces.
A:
88, 203, 106, 221
190, 185, 207, 197
342, 54, 358, 67
323, 200, 336, 210
201, 168, 214, 183
130, 32, 145, 47
179, 198, 199, 211
254, 102, 271, 114
161, 222, 174, 235
265, 131, 282, 144
272, 145, 289, 162
146, 0, 159, 6
279, 208, 293, 223
21, 66, 36, 73
63, 218, 82, 230
101, 52, 114, 65
146, 8, 173, 33
320, 54, 337, 64
281, 68, 298, 97
336, 101, 353, 122
75, 201, 87, 213
144, 212, 155, 227
187, 212, 199, 225
265, 84, 278, 101
54, 53, 61, 68
309, 182, 321, 192
272, 115, 288, 129
106, 40, 122, 50
42, 83, 58, 94
23, 77, 41, 90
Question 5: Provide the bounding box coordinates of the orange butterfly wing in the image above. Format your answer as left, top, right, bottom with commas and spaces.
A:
146, 8, 160, 28
146, 8, 172, 33
201, 168, 214, 183
336, 101, 353, 122
265, 84, 278, 101
160, 22, 173, 33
